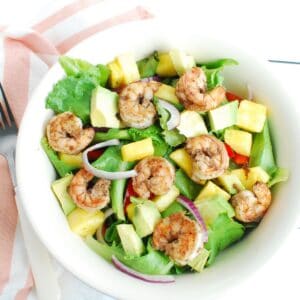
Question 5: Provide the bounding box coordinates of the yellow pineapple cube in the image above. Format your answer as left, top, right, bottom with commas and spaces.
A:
67, 208, 104, 237
156, 53, 177, 77
154, 84, 179, 105
121, 138, 154, 162
126, 203, 135, 221
58, 152, 83, 168
170, 148, 193, 177
231, 167, 270, 189
224, 129, 252, 156
195, 181, 230, 203
116, 53, 140, 84
107, 60, 124, 88
236, 100, 267, 132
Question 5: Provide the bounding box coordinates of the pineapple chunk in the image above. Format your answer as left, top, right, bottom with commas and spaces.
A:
224, 129, 252, 156
170, 148, 193, 177
154, 84, 179, 105
231, 167, 270, 189
217, 172, 245, 194
156, 53, 177, 77
169, 49, 196, 75
107, 60, 124, 88
126, 203, 135, 221
121, 138, 154, 162
116, 53, 140, 84
177, 111, 208, 138
236, 100, 267, 133
58, 153, 83, 168
195, 181, 230, 203
67, 208, 104, 237
153, 185, 180, 212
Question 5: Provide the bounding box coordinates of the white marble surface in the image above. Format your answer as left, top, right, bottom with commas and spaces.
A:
0, 1, 299, 299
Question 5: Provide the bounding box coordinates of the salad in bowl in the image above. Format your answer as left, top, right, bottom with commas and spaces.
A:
41, 49, 288, 282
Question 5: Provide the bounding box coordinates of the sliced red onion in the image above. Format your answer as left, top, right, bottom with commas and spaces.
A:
112, 255, 175, 283
247, 84, 253, 100
140, 76, 161, 82
158, 99, 180, 130
83, 140, 137, 180
177, 195, 208, 243
96, 208, 114, 243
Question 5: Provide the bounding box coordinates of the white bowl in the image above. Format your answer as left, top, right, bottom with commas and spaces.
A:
16, 20, 300, 300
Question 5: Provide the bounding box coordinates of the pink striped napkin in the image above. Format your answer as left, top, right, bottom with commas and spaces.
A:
0, 1, 152, 299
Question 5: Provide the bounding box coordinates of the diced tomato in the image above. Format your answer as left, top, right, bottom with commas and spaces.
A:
225, 143, 235, 158
233, 153, 249, 166
87, 149, 104, 162
226, 91, 242, 102
124, 179, 137, 215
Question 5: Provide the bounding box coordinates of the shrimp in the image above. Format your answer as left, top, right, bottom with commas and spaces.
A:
69, 169, 111, 210
152, 212, 203, 265
132, 156, 175, 199
46, 112, 94, 155
185, 135, 229, 182
231, 182, 272, 223
176, 67, 226, 112
118, 81, 161, 129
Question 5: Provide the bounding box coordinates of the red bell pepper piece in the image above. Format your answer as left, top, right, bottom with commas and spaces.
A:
225, 143, 235, 158
87, 149, 104, 162
225, 143, 249, 166
226, 91, 242, 102
123, 179, 137, 215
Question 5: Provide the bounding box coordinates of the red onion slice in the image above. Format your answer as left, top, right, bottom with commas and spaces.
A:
83, 139, 137, 180
158, 99, 180, 130
177, 195, 208, 243
96, 208, 114, 243
112, 256, 175, 283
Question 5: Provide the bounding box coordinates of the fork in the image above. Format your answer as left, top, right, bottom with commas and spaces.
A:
0, 83, 60, 300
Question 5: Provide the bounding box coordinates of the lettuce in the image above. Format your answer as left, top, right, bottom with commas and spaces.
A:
268, 168, 289, 187
175, 169, 202, 200
59, 56, 110, 86
205, 213, 245, 265
137, 51, 159, 78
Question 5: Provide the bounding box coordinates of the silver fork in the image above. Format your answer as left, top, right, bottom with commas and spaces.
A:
0, 83, 60, 300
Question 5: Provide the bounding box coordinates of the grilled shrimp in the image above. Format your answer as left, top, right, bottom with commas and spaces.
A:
176, 67, 226, 112
153, 212, 203, 265
185, 135, 229, 182
118, 81, 161, 129
132, 156, 175, 199
69, 169, 111, 211
231, 182, 272, 223
46, 112, 95, 155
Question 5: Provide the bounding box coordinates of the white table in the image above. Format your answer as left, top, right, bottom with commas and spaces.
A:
0, 1, 299, 299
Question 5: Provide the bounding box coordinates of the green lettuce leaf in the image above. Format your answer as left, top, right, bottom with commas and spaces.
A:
198, 58, 238, 69
268, 168, 289, 187
137, 51, 159, 78
162, 129, 186, 147
175, 169, 202, 200
250, 121, 277, 175
154, 97, 169, 131
205, 213, 245, 265
59, 56, 110, 86
46, 76, 95, 124
40, 137, 78, 177
104, 220, 123, 244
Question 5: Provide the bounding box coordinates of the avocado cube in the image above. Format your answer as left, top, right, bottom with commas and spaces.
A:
196, 197, 235, 226
116, 53, 140, 84
67, 208, 104, 237
153, 185, 180, 212
117, 224, 145, 257
154, 84, 180, 105
224, 129, 252, 156
231, 167, 270, 189
132, 200, 161, 238
208, 101, 239, 131
121, 138, 154, 162
90, 86, 120, 128
58, 152, 83, 169
177, 111, 208, 138
236, 100, 267, 133
188, 248, 210, 272
156, 52, 177, 77
217, 172, 245, 194
169, 49, 196, 75
51, 174, 76, 215
195, 181, 230, 203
